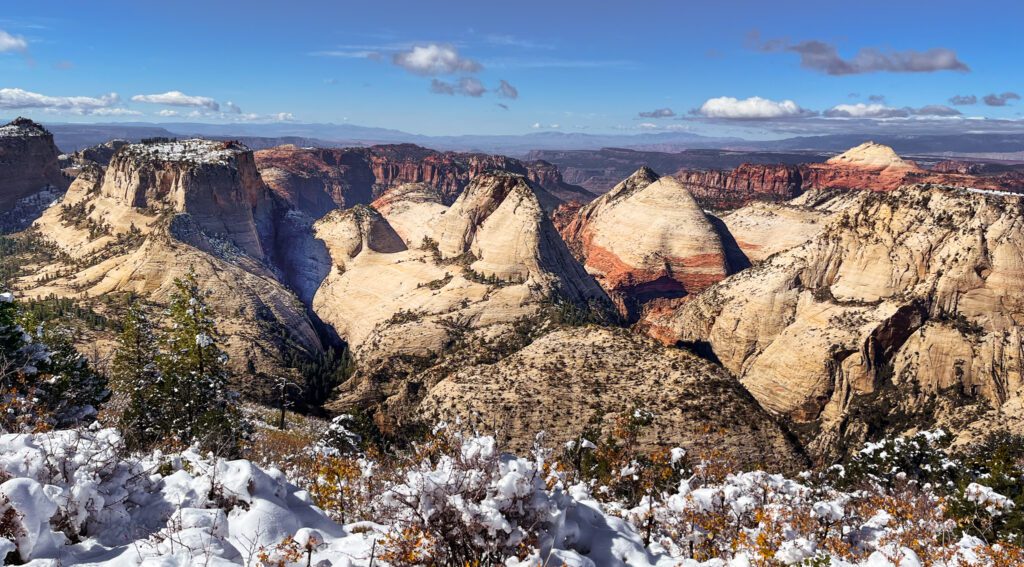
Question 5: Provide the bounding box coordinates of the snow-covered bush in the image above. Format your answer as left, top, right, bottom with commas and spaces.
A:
374, 426, 557, 566
1, 422, 1024, 566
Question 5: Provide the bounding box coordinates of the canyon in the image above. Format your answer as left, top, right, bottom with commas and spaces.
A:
3, 116, 1024, 463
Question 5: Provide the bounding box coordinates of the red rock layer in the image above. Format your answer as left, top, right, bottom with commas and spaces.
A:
675, 163, 803, 208
255, 144, 593, 219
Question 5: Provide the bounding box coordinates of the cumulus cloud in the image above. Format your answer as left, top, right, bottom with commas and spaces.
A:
949, 94, 977, 105
0, 88, 121, 114
496, 80, 518, 99
132, 91, 220, 111
694, 96, 811, 119
392, 44, 481, 76
0, 29, 28, 53
638, 107, 676, 118
749, 31, 969, 75
224, 101, 242, 114
275, 112, 296, 122
157, 109, 180, 117
983, 92, 1021, 106
430, 77, 487, 97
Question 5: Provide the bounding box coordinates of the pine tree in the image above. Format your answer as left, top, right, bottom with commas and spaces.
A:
0, 291, 107, 431
113, 303, 163, 450
156, 269, 245, 454
32, 324, 108, 427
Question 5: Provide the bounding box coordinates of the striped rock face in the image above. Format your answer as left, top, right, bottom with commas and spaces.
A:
0, 118, 68, 217
562, 167, 731, 321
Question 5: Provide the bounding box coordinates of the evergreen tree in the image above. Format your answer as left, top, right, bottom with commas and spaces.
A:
32, 323, 108, 427
113, 303, 163, 450
0, 291, 107, 431
156, 269, 245, 454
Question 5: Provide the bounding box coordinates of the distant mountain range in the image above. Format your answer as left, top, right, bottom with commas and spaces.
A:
12, 119, 1024, 159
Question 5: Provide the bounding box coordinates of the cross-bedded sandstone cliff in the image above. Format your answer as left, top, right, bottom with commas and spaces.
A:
561, 167, 732, 320
316, 172, 609, 419
645, 185, 1024, 460
19, 139, 322, 398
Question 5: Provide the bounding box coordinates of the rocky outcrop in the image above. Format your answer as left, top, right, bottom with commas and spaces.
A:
60, 139, 129, 169
797, 142, 924, 192
716, 189, 863, 263
420, 326, 808, 470
101, 140, 275, 258
317, 172, 608, 416
676, 163, 803, 209
796, 142, 1024, 194
0, 118, 69, 228
931, 160, 983, 175
645, 186, 1024, 460
561, 167, 731, 320
255, 144, 593, 219
20, 139, 322, 399
371, 183, 448, 246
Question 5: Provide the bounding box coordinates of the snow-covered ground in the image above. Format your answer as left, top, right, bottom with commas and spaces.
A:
1, 425, 1018, 566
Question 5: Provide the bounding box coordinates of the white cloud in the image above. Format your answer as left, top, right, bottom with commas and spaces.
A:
0, 30, 28, 53
0, 88, 121, 113
531, 122, 541, 129
392, 44, 481, 75
275, 112, 296, 122
131, 90, 220, 111
224, 101, 242, 114
90, 108, 142, 116
157, 109, 180, 117
824, 103, 910, 118
638, 122, 659, 129
696, 96, 810, 119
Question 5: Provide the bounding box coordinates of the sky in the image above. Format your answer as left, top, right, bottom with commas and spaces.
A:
1, 0, 1022, 138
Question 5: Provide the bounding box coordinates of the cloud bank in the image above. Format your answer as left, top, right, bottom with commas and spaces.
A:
132, 91, 220, 111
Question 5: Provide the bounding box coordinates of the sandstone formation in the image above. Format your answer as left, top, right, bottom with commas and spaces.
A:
716, 189, 863, 263
797, 141, 924, 192
645, 185, 1024, 460
317, 172, 608, 414
19, 139, 322, 398
420, 326, 807, 470
370, 182, 448, 246
561, 167, 731, 320
255, 144, 594, 220
676, 163, 803, 209
0, 118, 69, 231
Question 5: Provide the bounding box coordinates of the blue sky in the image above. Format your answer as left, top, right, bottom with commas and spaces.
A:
1, 0, 1022, 137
